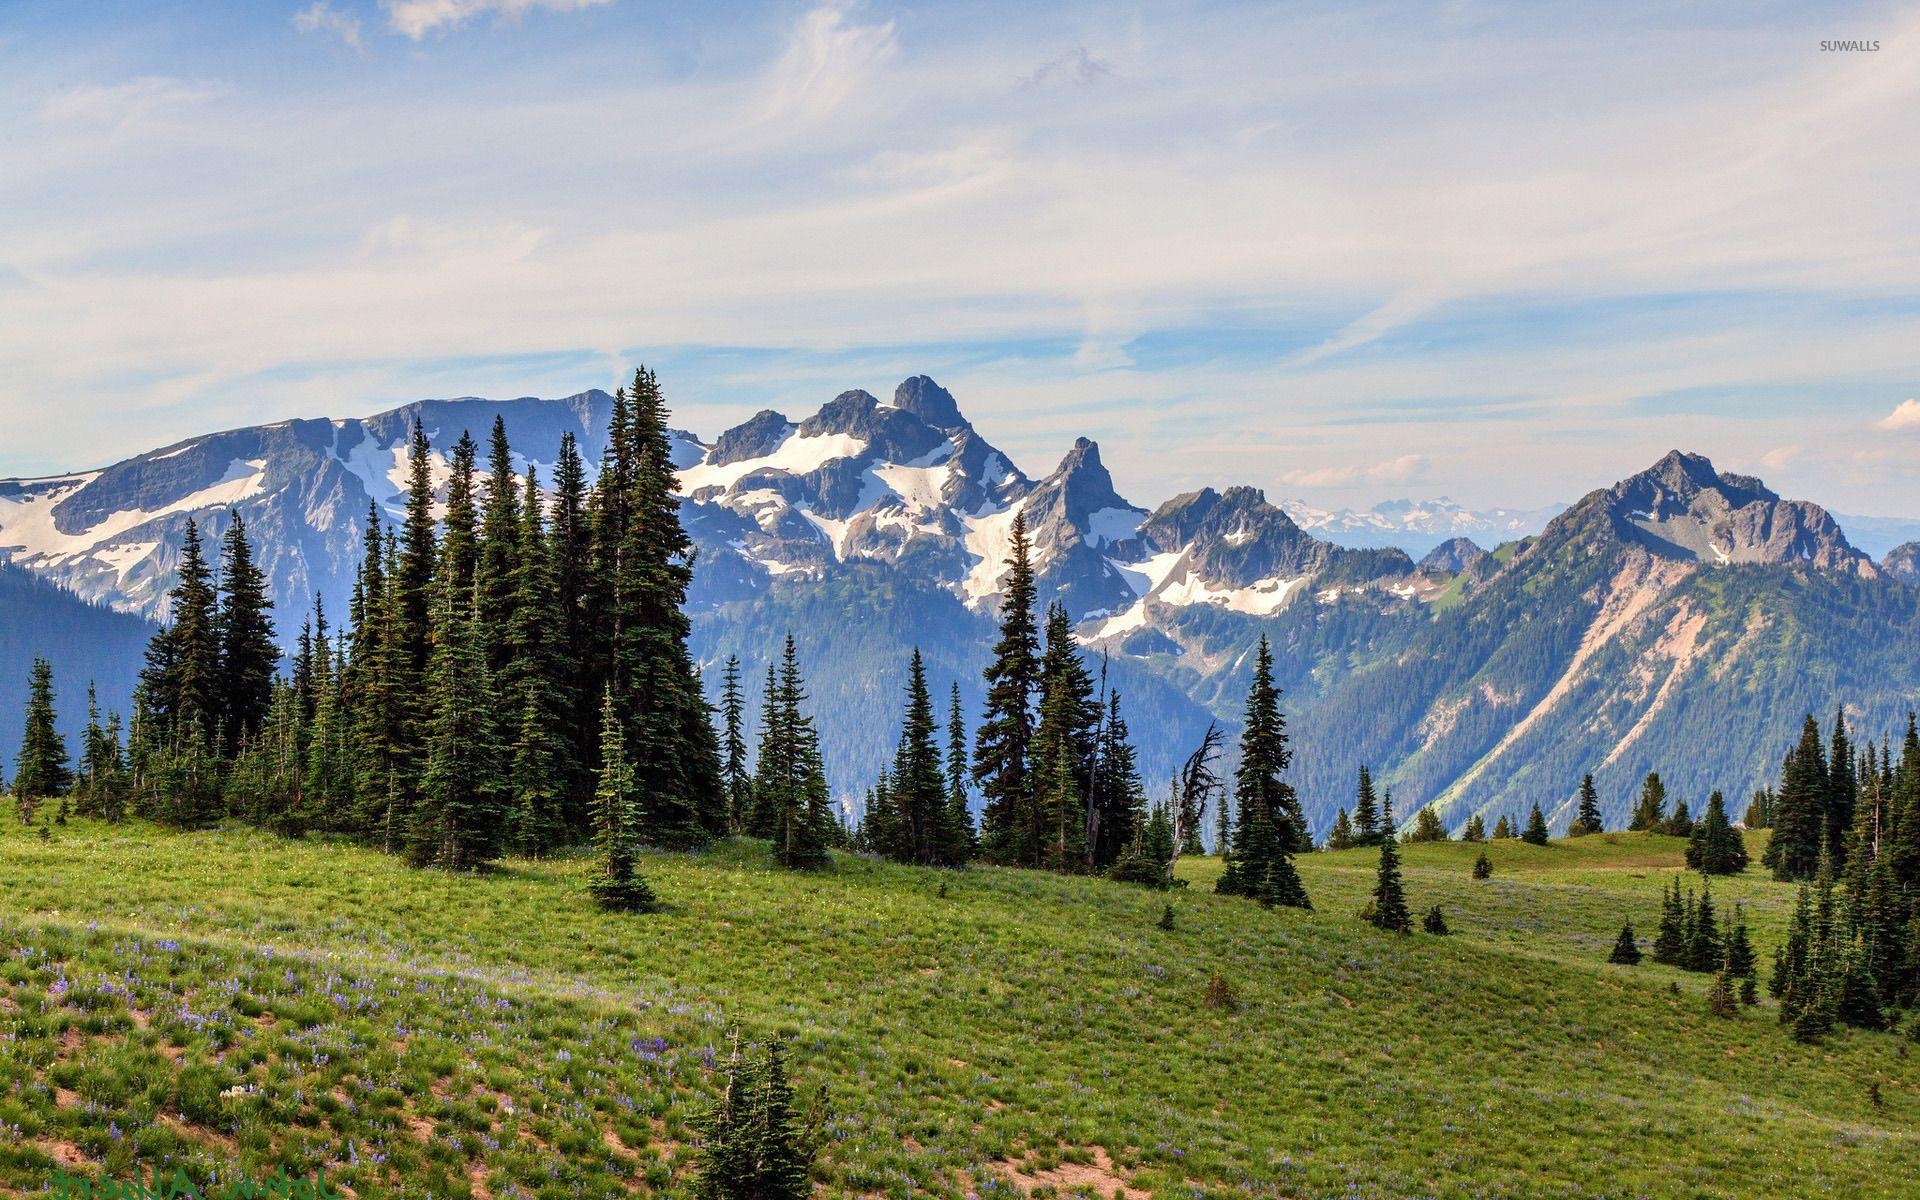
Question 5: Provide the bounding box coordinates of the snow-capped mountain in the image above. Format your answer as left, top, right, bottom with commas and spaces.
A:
3, 376, 1915, 837
0, 391, 700, 625
667, 378, 1434, 634
1279, 496, 1566, 555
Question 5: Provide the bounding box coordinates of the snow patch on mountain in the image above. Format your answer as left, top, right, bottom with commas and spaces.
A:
679, 431, 868, 495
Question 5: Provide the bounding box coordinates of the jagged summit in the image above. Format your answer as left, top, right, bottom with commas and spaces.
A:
1588, 449, 1871, 574
891, 375, 966, 430
1418, 536, 1491, 575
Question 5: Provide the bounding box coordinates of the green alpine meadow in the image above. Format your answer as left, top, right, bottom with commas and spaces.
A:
3, 821, 1916, 1199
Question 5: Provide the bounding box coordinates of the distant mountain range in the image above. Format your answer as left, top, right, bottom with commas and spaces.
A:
1278, 497, 1567, 555
4, 378, 1917, 835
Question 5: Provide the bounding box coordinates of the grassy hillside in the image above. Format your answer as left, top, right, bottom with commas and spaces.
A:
2, 821, 1916, 1198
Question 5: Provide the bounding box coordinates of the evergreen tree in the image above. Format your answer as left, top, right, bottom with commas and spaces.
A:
720, 655, 751, 835
1724, 903, 1757, 983
589, 369, 724, 847
140, 518, 221, 739
1407, 805, 1449, 843
1521, 803, 1550, 846
214, 513, 278, 753
1629, 771, 1667, 831
548, 430, 596, 807
1685, 790, 1749, 875
1744, 786, 1775, 830
1827, 708, 1856, 870
883, 650, 947, 866
941, 682, 975, 864
589, 690, 657, 912
1352, 764, 1382, 846
756, 637, 832, 870
1569, 774, 1603, 836
505, 467, 572, 856
1492, 814, 1514, 840
1031, 604, 1098, 871
973, 511, 1039, 865
475, 415, 522, 677
1652, 879, 1687, 965
1765, 714, 1830, 881
1216, 637, 1309, 910
1686, 883, 1723, 973
1088, 685, 1145, 870
1460, 814, 1486, 843
1422, 904, 1450, 935
693, 1034, 822, 1200
1176, 723, 1223, 860
13, 658, 71, 821
1326, 808, 1355, 850
1363, 792, 1411, 932
1706, 968, 1739, 1020
1608, 921, 1643, 965
409, 580, 506, 871
1661, 799, 1694, 838
1111, 801, 1177, 888
1471, 850, 1493, 879
75, 682, 125, 821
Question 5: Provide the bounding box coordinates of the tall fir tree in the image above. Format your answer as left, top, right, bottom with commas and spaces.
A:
973, 510, 1040, 865
548, 430, 596, 808
1629, 771, 1668, 831
719, 655, 752, 835
140, 518, 222, 738
214, 512, 279, 753
1088, 686, 1145, 870
1826, 708, 1856, 871
589, 369, 723, 846
1685, 790, 1749, 875
1765, 714, 1830, 881
752, 641, 837, 864
505, 466, 573, 855
409, 578, 506, 871
884, 649, 948, 866
1216, 637, 1310, 909
1031, 604, 1098, 871
1522, 802, 1551, 846
1364, 791, 1412, 932
475, 415, 523, 677
1569, 774, 1603, 836
1352, 764, 1382, 846
942, 682, 976, 864
13, 658, 71, 821
589, 690, 657, 912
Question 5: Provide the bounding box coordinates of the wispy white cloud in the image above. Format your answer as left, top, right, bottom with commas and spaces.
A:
381, 0, 612, 41
39, 76, 226, 128
294, 2, 365, 53
1879, 399, 1920, 432
1282, 454, 1428, 489
755, 2, 899, 125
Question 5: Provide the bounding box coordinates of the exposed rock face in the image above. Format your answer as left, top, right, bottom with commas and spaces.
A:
1602, 450, 1874, 575
1883, 542, 1920, 585
1418, 537, 1492, 576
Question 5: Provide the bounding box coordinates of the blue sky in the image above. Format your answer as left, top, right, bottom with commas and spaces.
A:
3, 0, 1918, 515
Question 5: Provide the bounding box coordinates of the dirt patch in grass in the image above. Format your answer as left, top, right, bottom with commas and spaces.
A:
990, 1146, 1148, 1200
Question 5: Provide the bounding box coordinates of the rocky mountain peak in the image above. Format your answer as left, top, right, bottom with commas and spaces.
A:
1884, 542, 1920, 586
891, 376, 966, 430
1570, 449, 1872, 574
1418, 537, 1491, 575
